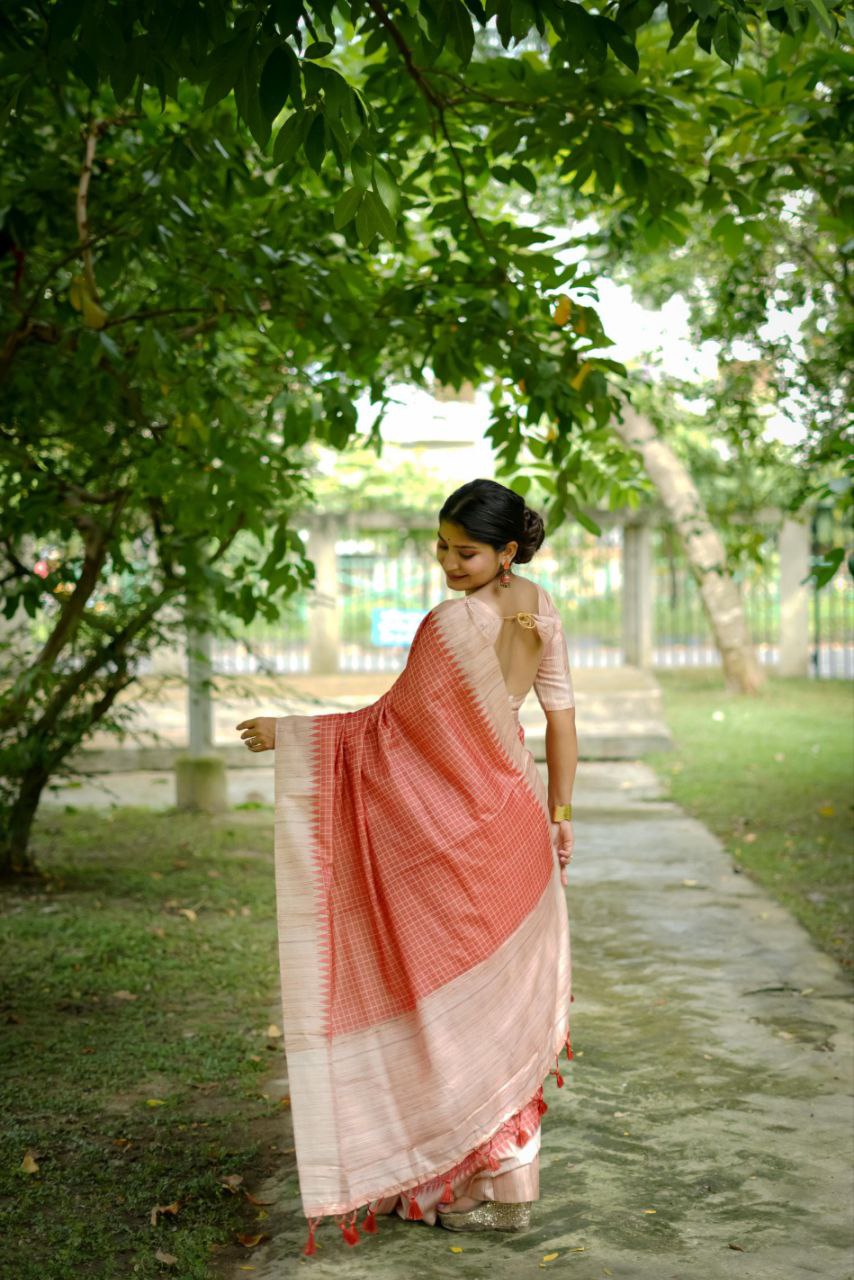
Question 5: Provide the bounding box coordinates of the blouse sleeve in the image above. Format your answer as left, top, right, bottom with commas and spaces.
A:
534, 594, 575, 712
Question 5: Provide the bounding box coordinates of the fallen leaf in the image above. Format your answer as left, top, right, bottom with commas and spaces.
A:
149, 926, 166, 938
236, 1233, 267, 1248
113, 1137, 132, 1148
150, 1201, 180, 1226
449, 1245, 463, 1253
172, 859, 189, 869
221, 1173, 244, 1193
241, 905, 252, 916
728, 1242, 745, 1251
818, 805, 835, 817
178, 908, 197, 922
146, 1098, 166, 1107
266, 1024, 282, 1039
681, 878, 698, 886
20, 1150, 39, 1174
543, 1252, 559, 1261
642, 1208, 656, 1214
81, 1046, 95, 1054
113, 990, 138, 1001
154, 1249, 177, 1265
278, 1095, 291, 1107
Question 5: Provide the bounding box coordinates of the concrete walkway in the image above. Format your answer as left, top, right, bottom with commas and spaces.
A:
205, 759, 854, 1280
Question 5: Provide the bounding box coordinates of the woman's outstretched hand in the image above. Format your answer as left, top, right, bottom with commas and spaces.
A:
551, 818, 574, 887
236, 717, 276, 752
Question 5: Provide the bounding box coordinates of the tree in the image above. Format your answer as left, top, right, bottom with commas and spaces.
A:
1, 2, 845, 874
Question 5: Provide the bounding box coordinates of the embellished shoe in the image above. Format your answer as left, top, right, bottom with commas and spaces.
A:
437, 1200, 532, 1233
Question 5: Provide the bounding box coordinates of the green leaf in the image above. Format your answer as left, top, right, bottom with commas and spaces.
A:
272, 109, 312, 164
333, 185, 364, 229
372, 159, 400, 216
356, 189, 395, 245
303, 112, 327, 172
259, 46, 293, 122
304, 40, 335, 58
602, 21, 640, 73
812, 547, 845, 589
801, 0, 836, 38
510, 161, 537, 193
444, 0, 475, 67
712, 11, 742, 65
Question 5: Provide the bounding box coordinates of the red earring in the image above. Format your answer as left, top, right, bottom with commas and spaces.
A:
499, 560, 512, 588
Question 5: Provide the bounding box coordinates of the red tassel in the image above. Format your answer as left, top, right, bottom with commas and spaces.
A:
362, 1205, 378, 1234
555, 1071, 564, 1088
407, 1195, 423, 1220
537, 1095, 549, 1116
570, 993, 575, 1002
340, 1213, 361, 1246
303, 1218, 318, 1256
441, 1178, 454, 1204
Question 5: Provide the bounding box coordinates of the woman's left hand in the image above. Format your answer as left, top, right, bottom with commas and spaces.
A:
236, 717, 276, 752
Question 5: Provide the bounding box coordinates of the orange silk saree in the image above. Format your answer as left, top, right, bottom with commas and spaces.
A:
272, 594, 573, 1254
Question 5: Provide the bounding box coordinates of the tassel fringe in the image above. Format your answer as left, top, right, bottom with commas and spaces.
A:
303, 1217, 319, 1256
298, 1049, 573, 1255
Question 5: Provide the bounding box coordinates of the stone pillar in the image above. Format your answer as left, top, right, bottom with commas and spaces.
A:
176, 624, 227, 813
778, 516, 811, 677
307, 514, 340, 675
622, 520, 653, 668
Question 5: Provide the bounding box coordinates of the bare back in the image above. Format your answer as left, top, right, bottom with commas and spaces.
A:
465, 576, 547, 700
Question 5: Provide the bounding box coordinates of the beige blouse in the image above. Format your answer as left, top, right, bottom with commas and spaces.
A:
464, 582, 575, 712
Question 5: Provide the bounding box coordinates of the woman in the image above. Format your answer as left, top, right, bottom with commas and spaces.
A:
236, 479, 578, 1256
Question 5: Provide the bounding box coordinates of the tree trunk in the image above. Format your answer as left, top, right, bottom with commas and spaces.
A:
612, 399, 766, 694
0, 764, 49, 879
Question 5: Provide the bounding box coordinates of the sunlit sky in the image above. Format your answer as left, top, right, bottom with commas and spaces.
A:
352, 266, 807, 458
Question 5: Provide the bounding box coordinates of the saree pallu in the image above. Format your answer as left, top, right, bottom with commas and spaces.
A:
273, 595, 573, 1253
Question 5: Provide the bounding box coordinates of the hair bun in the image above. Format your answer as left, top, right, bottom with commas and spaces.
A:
516, 505, 545, 564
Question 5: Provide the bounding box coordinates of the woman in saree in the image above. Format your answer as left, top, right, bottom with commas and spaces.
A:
236, 478, 578, 1256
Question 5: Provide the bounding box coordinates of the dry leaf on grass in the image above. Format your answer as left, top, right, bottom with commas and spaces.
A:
265, 1024, 282, 1039
150, 1201, 181, 1226
154, 1248, 178, 1265
178, 908, 197, 922
20, 1150, 39, 1174
220, 1173, 244, 1193
236, 1233, 268, 1248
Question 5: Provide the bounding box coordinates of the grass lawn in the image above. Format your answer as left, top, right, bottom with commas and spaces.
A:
645, 669, 854, 974
0, 807, 289, 1280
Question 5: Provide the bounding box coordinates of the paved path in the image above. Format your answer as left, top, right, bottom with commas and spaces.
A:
213, 760, 853, 1280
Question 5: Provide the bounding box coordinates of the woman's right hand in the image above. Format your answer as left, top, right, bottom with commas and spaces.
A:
552, 819, 574, 887
236, 716, 277, 752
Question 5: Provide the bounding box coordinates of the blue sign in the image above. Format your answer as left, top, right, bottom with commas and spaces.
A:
371, 608, 425, 647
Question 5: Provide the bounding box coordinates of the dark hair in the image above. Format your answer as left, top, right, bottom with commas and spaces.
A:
438, 479, 545, 565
